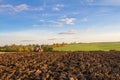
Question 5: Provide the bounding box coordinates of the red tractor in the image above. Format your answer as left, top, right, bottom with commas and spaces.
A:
34, 46, 43, 52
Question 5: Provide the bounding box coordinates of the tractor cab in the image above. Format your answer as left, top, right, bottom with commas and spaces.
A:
34, 45, 43, 52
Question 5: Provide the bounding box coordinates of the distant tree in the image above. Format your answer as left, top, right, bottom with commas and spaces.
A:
41, 45, 53, 52
0, 44, 54, 52
17, 47, 24, 52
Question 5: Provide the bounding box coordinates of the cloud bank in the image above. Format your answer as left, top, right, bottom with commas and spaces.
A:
0, 4, 43, 12
58, 30, 77, 35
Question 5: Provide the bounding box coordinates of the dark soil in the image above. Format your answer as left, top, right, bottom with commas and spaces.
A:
0, 51, 120, 80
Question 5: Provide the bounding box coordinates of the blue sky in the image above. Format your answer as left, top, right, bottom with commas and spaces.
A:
0, 0, 120, 46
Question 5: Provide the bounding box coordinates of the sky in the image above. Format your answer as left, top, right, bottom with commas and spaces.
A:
0, 0, 120, 46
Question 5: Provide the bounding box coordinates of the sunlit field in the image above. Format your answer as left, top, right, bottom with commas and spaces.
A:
54, 42, 120, 51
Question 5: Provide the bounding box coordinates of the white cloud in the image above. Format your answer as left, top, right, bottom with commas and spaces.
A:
53, 4, 64, 11
0, 4, 12, 8
58, 30, 78, 35
39, 19, 45, 22
31, 7, 44, 11
0, 4, 43, 13
56, 4, 64, 7
60, 18, 76, 24
42, 18, 76, 27
0, 4, 29, 12
37, 18, 76, 27
53, 7, 60, 11
14, 4, 29, 12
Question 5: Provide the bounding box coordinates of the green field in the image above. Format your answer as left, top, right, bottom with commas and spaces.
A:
54, 42, 120, 51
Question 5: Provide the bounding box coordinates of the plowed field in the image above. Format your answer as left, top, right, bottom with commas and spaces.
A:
0, 51, 120, 80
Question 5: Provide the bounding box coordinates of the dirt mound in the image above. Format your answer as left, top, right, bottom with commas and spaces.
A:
0, 51, 120, 80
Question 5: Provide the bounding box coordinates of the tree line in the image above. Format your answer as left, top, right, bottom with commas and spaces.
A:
0, 43, 67, 52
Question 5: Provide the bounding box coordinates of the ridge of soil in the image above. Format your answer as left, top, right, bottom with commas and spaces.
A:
0, 51, 120, 80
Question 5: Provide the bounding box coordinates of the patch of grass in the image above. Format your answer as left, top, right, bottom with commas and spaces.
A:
53, 42, 120, 51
